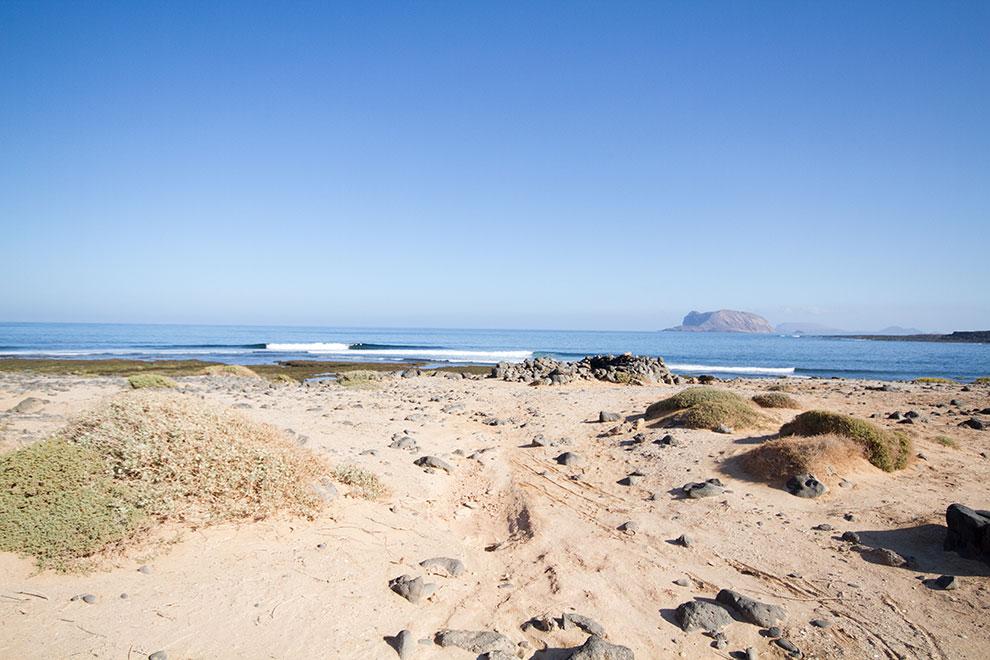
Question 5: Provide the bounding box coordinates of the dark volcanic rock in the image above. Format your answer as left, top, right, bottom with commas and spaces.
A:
434, 630, 515, 655
681, 478, 725, 499
715, 589, 786, 628
785, 474, 827, 498
862, 547, 908, 567
676, 600, 733, 633
492, 353, 678, 385
944, 503, 990, 564
568, 634, 635, 660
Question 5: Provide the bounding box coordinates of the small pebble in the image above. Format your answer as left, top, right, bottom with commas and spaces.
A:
148, 652, 167, 660
674, 578, 690, 587
810, 618, 832, 628
766, 626, 782, 638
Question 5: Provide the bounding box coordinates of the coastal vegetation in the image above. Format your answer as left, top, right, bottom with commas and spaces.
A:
752, 392, 800, 408
203, 364, 260, 378
127, 373, 177, 389
915, 377, 956, 384
934, 435, 959, 449
645, 387, 767, 430
779, 410, 912, 471
330, 464, 389, 500
0, 391, 324, 571
739, 433, 864, 483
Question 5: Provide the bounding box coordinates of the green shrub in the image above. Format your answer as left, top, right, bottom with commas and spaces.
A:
0, 391, 324, 571
645, 387, 766, 430
127, 374, 177, 389
202, 364, 259, 378
779, 410, 911, 472
752, 393, 800, 409
974, 377, 990, 385
331, 464, 388, 499
915, 377, 955, 384
934, 435, 959, 449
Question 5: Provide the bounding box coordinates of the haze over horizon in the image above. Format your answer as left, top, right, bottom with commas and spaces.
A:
2, 2, 988, 332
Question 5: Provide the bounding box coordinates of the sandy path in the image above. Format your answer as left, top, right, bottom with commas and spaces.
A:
1, 373, 989, 659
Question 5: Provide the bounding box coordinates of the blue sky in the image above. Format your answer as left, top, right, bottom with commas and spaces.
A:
1, 1, 987, 331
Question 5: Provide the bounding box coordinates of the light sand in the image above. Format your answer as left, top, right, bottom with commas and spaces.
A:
1, 372, 988, 659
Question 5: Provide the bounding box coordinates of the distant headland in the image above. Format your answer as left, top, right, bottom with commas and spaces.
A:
835, 330, 990, 344
664, 309, 774, 334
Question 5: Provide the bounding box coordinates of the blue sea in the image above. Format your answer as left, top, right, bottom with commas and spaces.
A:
1, 322, 989, 382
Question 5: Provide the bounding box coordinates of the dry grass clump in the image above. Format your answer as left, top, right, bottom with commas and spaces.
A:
202, 364, 260, 379
739, 434, 866, 484
752, 392, 800, 409
0, 391, 325, 571
128, 373, 177, 389
779, 410, 911, 472
975, 377, 990, 385
934, 435, 959, 449
268, 373, 299, 385
645, 387, 767, 430
330, 464, 388, 499
915, 377, 956, 384
337, 370, 385, 389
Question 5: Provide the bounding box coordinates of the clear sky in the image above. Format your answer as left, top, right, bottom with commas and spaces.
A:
1, 1, 987, 331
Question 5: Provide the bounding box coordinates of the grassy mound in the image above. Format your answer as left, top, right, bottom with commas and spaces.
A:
128, 374, 177, 389
337, 370, 385, 388
739, 434, 866, 483
915, 377, 956, 384
645, 387, 767, 430
752, 393, 800, 409
0, 391, 325, 571
202, 364, 259, 379
330, 464, 389, 499
778, 410, 911, 472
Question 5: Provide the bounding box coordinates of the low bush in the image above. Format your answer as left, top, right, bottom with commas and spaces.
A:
778, 410, 911, 472
330, 464, 388, 499
202, 364, 260, 378
645, 387, 767, 430
752, 393, 800, 409
915, 377, 956, 384
0, 391, 324, 571
739, 434, 865, 483
127, 374, 177, 389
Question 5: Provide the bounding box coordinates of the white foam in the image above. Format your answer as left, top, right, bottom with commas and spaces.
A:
265, 342, 350, 352
668, 363, 795, 375
311, 347, 531, 364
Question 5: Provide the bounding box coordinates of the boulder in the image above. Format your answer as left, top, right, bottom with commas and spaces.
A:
681, 478, 725, 499
944, 503, 990, 564
414, 456, 453, 473
676, 600, 733, 633
785, 474, 827, 498
434, 630, 515, 655
561, 612, 605, 637
568, 635, 635, 660
715, 589, 786, 628
491, 354, 678, 386
419, 557, 465, 577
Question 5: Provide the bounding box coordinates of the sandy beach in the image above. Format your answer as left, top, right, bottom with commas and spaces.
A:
1, 369, 988, 659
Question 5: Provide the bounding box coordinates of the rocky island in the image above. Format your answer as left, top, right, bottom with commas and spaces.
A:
665, 309, 774, 334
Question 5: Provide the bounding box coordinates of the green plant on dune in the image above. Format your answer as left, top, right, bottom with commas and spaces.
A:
0, 391, 324, 571
202, 364, 260, 378
644, 387, 767, 430
127, 373, 177, 389
914, 377, 956, 384
752, 392, 800, 409
778, 410, 911, 472
330, 464, 388, 499
933, 435, 959, 449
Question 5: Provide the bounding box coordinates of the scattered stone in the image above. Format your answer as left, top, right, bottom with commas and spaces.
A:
714, 424, 733, 434
675, 534, 694, 548
681, 478, 725, 499
715, 590, 786, 628
390, 436, 418, 451
492, 353, 677, 386
775, 638, 801, 656
933, 575, 958, 590
765, 626, 782, 638
392, 629, 415, 658
137, 565, 153, 574
744, 647, 757, 660
434, 630, 515, 656
674, 578, 690, 587
862, 547, 908, 567
389, 575, 433, 603
786, 474, 826, 498
562, 612, 606, 637
557, 452, 583, 467
419, 557, 465, 578
618, 521, 638, 535
7, 397, 46, 413
812, 524, 833, 531
958, 418, 985, 430
810, 618, 832, 628
414, 456, 453, 473
840, 531, 861, 544
599, 411, 621, 423
568, 634, 635, 660
675, 600, 733, 633
623, 473, 644, 487
148, 652, 168, 660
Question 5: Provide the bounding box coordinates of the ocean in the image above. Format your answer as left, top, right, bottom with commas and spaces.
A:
1, 322, 988, 382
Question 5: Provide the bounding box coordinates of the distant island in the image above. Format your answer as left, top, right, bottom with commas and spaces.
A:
776, 323, 924, 336
834, 330, 990, 344
665, 309, 774, 334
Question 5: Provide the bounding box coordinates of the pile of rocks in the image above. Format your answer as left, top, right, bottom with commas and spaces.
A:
491, 354, 680, 386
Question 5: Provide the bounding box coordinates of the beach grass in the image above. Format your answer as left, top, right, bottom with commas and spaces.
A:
752, 392, 800, 409
739, 433, 864, 483
645, 387, 767, 430
974, 377, 990, 385
127, 373, 177, 389
778, 410, 911, 471
0, 391, 325, 571
914, 377, 956, 384
330, 464, 388, 499
934, 435, 959, 449
203, 364, 260, 378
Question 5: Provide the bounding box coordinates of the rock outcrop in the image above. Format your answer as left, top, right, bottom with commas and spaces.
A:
665, 310, 774, 334
945, 503, 990, 565
491, 354, 678, 386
